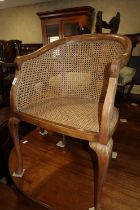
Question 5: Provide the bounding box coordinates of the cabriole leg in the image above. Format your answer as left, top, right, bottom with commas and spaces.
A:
8, 117, 24, 177
89, 138, 113, 210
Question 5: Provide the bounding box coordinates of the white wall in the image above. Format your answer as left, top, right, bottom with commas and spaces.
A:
0, 0, 139, 54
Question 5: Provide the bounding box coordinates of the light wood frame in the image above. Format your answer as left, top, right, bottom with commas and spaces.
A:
8, 34, 131, 210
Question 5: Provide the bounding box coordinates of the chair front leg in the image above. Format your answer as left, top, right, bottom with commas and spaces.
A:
8, 117, 24, 177
89, 138, 113, 210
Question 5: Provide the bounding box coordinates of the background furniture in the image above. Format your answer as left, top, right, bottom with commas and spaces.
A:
37, 6, 94, 44
125, 33, 140, 103
0, 41, 43, 105
117, 66, 136, 99
95, 11, 120, 34
126, 33, 140, 84
95, 11, 136, 100
0, 40, 21, 105
20, 43, 43, 55
117, 34, 140, 99
8, 34, 131, 210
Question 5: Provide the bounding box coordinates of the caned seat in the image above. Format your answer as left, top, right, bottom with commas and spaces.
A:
20, 97, 118, 139
8, 34, 131, 210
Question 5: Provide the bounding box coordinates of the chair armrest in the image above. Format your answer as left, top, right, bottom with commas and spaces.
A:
99, 49, 131, 139
99, 63, 119, 144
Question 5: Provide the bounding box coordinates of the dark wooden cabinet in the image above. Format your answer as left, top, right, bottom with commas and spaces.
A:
37, 6, 94, 45
21, 43, 43, 55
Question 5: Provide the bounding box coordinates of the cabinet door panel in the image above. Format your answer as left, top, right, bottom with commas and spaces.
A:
37, 6, 94, 44
64, 22, 80, 36
46, 24, 60, 43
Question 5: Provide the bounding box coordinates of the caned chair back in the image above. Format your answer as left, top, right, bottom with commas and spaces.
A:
15, 34, 128, 111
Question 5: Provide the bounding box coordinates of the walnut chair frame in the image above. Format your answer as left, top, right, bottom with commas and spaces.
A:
8, 34, 131, 210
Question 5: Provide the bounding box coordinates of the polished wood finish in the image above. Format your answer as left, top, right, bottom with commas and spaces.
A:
9, 131, 95, 210
37, 6, 94, 44
21, 43, 43, 55
0, 183, 49, 210
9, 101, 140, 210
8, 34, 131, 210
0, 106, 36, 184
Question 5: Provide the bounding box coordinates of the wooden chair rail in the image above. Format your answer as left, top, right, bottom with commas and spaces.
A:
8, 34, 131, 210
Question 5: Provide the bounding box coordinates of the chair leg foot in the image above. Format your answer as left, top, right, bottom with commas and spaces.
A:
8, 117, 23, 176
39, 127, 48, 135
89, 139, 113, 210
12, 169, 25, 178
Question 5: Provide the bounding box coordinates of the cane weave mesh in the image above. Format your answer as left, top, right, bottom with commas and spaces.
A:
21, 97, 118, 132
15, 38, 125, 131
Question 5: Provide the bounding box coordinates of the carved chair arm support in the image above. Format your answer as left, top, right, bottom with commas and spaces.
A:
99, 62, 120, 145
99, 45, 131, 144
